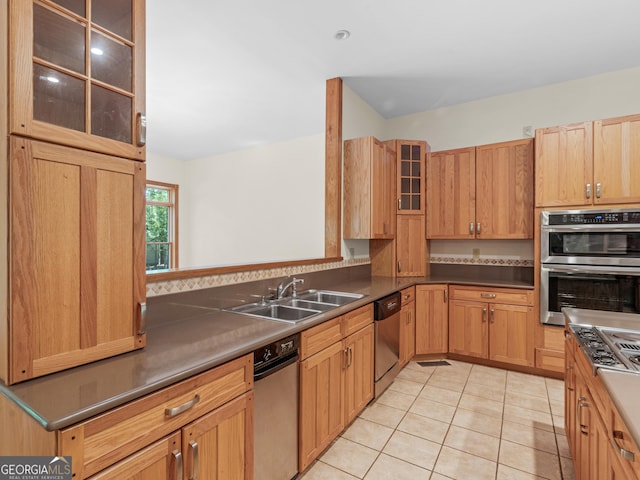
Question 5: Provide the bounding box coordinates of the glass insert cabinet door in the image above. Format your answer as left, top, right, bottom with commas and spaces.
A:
9, 0, 146, 161
396, 140, 427, 213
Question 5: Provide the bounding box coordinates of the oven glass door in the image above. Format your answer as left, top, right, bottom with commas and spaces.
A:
541, 265, 640, 325
541, 227, 640, 265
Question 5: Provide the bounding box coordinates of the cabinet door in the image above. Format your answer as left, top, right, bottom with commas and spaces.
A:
535, 122, 593, 207
475, 139, 533, 239
299, 341, 344, 472
396, 140, 426, 214
399, 302, 415, 368
594, 114, 640, 205
344, 324, 374, 424
371, 140, 395, 238
396, 214, 426, 276
181, 392, 254, 480
9, 138, 145, 383
9, 0, 146, 160
426, 147, 475, 238
565, 341, 577, 461
589, 406, 610, 480
415, 285, 448, 355
448, 300, 488, 358
488, 303, 534, 367
88, 433, 182, 480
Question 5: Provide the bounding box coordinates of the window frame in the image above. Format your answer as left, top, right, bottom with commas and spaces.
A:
145, 180, 179, 271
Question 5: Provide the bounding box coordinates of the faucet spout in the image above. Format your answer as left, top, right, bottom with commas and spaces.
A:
276, 276, 305, 299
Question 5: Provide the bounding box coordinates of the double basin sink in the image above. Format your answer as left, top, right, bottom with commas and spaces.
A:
226, 290, 365, 323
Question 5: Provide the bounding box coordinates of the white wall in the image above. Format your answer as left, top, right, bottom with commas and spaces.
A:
385, 66, 640, 151
184, 134, 325, 267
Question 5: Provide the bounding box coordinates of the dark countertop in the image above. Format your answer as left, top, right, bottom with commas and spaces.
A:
564, 308, 640, 449
1, 268, 533, 431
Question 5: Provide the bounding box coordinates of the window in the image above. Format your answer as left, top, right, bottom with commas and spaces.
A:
146, 181, 178, 271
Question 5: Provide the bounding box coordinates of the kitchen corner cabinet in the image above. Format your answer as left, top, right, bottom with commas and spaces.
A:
343, 137, 396, 239
5, 137, 146, 384
415, 284, 448, 355
399, 287, 416, 367
427, 139, 533, 239
396, 215, 427, 276
536, 114, 640, 207
299, 304, 374, 472
8, 0, 146, 161
448, 285, 534, 367
0, 354, 254, 480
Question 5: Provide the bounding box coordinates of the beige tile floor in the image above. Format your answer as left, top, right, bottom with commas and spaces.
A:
299, 359, 574, 480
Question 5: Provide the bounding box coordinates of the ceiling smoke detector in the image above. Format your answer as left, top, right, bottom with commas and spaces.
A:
334, 30, 350, 41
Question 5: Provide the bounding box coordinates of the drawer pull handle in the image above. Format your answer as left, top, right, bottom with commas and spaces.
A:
444, 289, 448, 303
165, 394, 200, 417
172, 450, 183, 480
612, 430, 636, 461
482, 308, 487, 322
137, 302, 147, 335
480, 293, 496, 298
189, 440, 200, 480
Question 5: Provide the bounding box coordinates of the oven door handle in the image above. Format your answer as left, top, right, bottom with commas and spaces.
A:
543, 264, 640, 276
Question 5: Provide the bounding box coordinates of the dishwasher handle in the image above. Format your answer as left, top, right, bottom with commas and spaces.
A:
254, 352, 298, 381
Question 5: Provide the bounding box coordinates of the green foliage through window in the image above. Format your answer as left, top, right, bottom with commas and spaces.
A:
145, 183, 177, 271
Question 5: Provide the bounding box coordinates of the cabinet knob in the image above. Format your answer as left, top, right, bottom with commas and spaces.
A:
172, 450, 183, 480
596, 182, 602, 199
476, 223, 481, 235
586, 183, 591, 199
136, 112, 147, 147
469, 222, 474, 235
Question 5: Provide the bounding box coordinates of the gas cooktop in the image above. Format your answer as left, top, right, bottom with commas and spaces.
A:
570, 324, 640, 373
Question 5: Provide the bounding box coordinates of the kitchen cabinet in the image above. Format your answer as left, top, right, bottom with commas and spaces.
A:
387, 139, 427, 214
535, 325, 565, 374
0, 354, 254, 480
448, 286, 534, 366
396, 215, 427, 276
565, 331, 578, 462
427, 139, 533, 239
299, 304, 374, 472
343, 136, 396, 239
5, 137, 146, 384
8, 0, 146, 161
536, 114, 640, 207
415, 284, 448, 355
399, 287, 416, 367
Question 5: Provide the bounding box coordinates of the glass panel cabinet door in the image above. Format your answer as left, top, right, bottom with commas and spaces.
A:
397, 141, 426, 214
10, 0, 145, 161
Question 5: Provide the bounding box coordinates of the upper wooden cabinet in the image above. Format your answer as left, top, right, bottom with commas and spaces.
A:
386, 139, 427, 214
5, 137, 146, 384
427, 139, 533, 239
343, 136, 396, 239
536, 114, 640, 207
426, 147, 475, 238
8, 0, 146, 161
396, 214, 426, 276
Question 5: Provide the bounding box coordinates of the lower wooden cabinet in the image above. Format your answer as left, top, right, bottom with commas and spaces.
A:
448, 285, 534, 367
88, 393, 253, 480
399, 287, 416, 367
299, 304, 374, 472
415, 285, 448, 355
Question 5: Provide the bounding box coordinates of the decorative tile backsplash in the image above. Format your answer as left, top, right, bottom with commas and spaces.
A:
147, 257, 371, 297
429, 255, 533, 267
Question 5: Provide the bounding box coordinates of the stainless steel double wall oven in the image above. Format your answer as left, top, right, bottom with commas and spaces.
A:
540, 209, 640, 325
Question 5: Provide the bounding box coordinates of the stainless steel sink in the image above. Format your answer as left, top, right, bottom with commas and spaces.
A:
296, 290, 364, 306
225, 289, 365, 323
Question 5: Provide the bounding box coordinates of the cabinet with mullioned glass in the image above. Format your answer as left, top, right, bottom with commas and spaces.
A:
394, 140, 426, 214
8, 0, 146, 161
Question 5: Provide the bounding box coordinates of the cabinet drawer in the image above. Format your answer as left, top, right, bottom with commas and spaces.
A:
301, 317, 343, 360
59, 354, 252, 479
449, 285, 533, 305
400, 287, 415, 306
534, 348, 564, 373
342, 304, 373, 337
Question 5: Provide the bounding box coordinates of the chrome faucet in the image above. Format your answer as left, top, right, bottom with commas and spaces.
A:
275, 276, 305, 299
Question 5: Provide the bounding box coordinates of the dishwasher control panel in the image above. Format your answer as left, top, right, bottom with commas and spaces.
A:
254, 333, 299, 370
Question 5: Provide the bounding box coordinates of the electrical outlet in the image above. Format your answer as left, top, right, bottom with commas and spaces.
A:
349, 247, 355, 258
472, 248, 480, 259
523, 125, 534, 137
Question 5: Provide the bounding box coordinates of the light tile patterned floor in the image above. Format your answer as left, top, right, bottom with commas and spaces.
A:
299, 360, 575, 480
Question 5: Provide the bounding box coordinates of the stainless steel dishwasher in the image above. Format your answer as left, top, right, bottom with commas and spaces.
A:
374, 292, 401, 397
254, 333, 299, 480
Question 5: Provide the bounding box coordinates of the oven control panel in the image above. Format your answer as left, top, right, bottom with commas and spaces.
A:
546, 209, 640, 225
